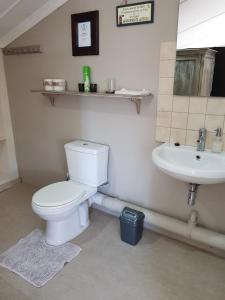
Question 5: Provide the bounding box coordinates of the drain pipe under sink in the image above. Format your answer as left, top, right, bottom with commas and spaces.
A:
89, 193, 225, 252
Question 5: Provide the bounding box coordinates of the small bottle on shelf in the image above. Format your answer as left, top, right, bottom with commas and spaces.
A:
83, 66, 91, 92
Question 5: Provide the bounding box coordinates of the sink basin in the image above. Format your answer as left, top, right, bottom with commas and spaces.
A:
152, 143, 225, 184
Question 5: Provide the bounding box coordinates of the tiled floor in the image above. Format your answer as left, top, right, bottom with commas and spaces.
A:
0, 183, 225, 300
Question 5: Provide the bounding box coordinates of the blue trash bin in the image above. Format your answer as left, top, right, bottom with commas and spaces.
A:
119, 207, 145, 245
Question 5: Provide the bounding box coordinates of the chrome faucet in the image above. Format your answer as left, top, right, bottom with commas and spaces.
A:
197, 128, 207, 151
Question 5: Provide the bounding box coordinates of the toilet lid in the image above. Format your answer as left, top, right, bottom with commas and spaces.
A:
32, 181, 86, 207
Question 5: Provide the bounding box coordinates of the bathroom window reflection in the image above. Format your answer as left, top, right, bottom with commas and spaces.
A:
174, 1, 225, 97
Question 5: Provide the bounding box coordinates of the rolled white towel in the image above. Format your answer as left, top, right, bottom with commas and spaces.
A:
115, 88, 150, 96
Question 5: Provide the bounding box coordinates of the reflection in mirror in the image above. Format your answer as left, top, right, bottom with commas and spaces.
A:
174, 0, 225, 97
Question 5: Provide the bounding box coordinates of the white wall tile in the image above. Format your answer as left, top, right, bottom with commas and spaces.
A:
158, 78, 174, 95
159, 59, 175, 78
157, 95, 173, 112
186, 130, 198, 146
171, 112, 188, 129
160, 41, 177, 60
187, 114, 205, 130
205, 115, 224, 132
207, 98, 225, 115
205, 132, 214, 150
189, 97, 207, 114
155, 127, 170, 142
156, 112, 171, 127
170, 128, 186, 145
172, 96, 189, 113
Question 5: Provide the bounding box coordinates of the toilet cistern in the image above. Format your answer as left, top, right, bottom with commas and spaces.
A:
32, 140, 109, 246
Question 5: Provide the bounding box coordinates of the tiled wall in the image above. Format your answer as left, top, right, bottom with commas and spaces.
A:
156, 42, 225, 150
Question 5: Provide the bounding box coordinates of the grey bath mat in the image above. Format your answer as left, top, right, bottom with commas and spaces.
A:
0, 229, 81, 287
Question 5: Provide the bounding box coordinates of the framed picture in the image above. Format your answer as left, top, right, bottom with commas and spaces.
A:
71, 10, 99, 56
116, 1, 154, 27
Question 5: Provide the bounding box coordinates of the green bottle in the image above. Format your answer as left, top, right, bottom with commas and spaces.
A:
83, 65, 91, 92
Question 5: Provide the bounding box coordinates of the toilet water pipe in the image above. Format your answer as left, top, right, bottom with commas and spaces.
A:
89, 193, 225, 252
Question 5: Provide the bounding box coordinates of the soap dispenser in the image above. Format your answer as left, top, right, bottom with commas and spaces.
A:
212, 128, 223, 153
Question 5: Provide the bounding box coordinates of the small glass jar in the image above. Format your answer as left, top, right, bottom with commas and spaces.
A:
107, 79, 116, 93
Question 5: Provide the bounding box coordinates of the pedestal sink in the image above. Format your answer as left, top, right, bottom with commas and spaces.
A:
152, 143, 225, 185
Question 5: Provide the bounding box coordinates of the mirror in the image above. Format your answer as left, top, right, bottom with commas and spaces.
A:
174, 0, 225, 97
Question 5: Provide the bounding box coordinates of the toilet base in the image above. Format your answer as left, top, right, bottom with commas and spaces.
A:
45, 201, 89, 246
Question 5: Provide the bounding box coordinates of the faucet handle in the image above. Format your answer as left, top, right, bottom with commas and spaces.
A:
214, 128, 222, 137
199, 127, 206, 132
197, 128, 206, 151
199, 128, 207, 136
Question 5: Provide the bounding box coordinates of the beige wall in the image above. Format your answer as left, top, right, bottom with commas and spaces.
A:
5, 0, 225, 233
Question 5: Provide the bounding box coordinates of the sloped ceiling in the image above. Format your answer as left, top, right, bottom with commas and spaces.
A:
0, 0, 69, 48
177, 0, 225, 49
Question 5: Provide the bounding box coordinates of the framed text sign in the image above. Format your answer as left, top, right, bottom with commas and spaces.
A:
71, 10, 99, 56
116, 1, 154, 27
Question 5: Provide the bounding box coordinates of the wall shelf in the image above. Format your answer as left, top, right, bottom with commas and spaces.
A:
31, 89, 152, 114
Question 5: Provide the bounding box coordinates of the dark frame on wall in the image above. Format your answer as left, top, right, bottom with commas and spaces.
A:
71, 10, 99, 56
116, 1, 154, 27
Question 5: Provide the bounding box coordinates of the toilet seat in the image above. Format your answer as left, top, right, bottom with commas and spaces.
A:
32, 181, 86, 207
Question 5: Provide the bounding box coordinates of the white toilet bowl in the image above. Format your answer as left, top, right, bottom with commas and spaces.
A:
32, 140, 109, 245
32, 181, 97, 245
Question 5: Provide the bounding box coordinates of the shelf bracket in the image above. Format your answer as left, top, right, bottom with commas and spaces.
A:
49, 95, 55, 106
42, 93, 55, 106
130, 97, 141, 114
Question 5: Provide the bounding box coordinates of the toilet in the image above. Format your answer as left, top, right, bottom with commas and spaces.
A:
32, 140, 109, 246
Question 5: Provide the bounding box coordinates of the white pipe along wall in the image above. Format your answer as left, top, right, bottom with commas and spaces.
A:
90, 193, 225, 252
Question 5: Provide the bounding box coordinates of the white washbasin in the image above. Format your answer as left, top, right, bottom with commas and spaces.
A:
152, 143, 225, 184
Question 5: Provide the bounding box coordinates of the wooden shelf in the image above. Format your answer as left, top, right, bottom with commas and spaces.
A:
31, 89, 153, 114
